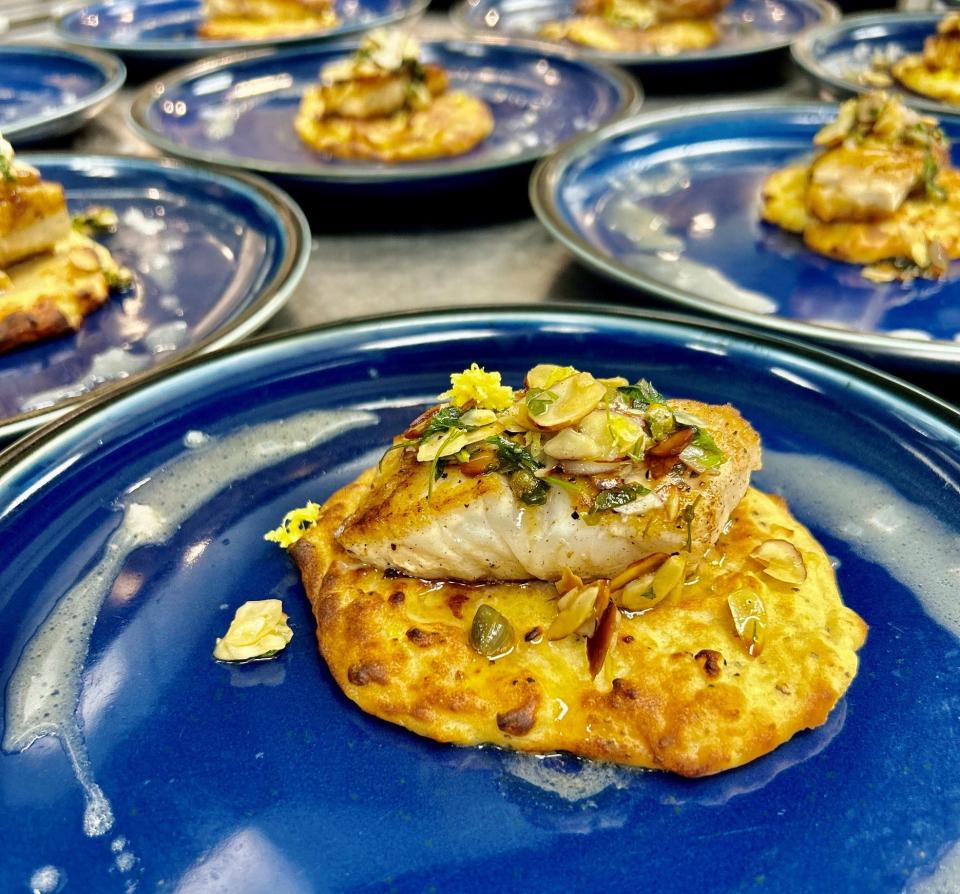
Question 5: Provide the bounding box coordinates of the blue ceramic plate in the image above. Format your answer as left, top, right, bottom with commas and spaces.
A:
0, 45, 125, 144
1, 307, 959, 892
128, 39, 639, 188
531, 101, 960, 368
0, 154, 308, 440
793, 12, 960, 118
451, 0, 837, 72
56, 0, 430, 63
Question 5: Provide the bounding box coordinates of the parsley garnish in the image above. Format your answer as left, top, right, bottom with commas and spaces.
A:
486, 435, 543, 474
923, 152, 947, 203
617, 379, 663, 410
421, 406, 463, 440
589, 483, 650, 515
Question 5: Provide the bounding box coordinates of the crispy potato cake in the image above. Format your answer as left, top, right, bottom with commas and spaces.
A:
892, 57, 960, 106
540, 17, 718, 53
292, 474, 866, 777
199, 0, 337, 39
294, 89, 494, 162
0, 231, 125, 354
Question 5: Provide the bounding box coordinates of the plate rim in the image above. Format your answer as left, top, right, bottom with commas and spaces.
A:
0, 152, 311, 442
791, 10, 960, 119
0, 44, 127, 143
4, 303, 960, 480
529, 98, 960, 364
54, 0, 432, 58
125, 36, 641, 184
449, 0, 839, 67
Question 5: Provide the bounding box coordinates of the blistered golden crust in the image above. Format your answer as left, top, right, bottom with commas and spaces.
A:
293, 474, 867, 777
892, 55, 960, 106
540, 17, 719, 53
0, 231, 120, 354
294, 89, 494, 162
199, 0, 337, 38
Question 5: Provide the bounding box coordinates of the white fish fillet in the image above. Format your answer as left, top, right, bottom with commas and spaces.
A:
337, 400, 762, 582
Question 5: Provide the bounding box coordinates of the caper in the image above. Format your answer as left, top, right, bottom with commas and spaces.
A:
470, 604, 515, 658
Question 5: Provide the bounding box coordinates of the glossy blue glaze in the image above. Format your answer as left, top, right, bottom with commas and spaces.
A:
452, 0, 836, 71
531, 103, 960, 366
0, 155, 308, 439
129, 40, 638, 187
56, 0, 430, 62
793, 12, 960, 118
0, 45, 125, 144
1, 308, 959, 892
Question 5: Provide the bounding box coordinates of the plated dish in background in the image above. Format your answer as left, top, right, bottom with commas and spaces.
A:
294, 31, 494, 161
0, 154, 308, 440
55, 0, 430, 63
1, 137, 131, 353
793, 11, 960, 118
129, 38, 639, 189
0, 45, 125, 145
531, 100, 960, 368
452, 0, 837, 73
200, 0, 339, 39
0, 308, 957, 891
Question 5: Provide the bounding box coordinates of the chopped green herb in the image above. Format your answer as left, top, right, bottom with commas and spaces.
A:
682, 497, 700, 552
421, 406, 463, 440
923, 152, 947, 203
72, 205, 119, 236
486, 435, 543, 474
541, 475, 580, 495
680, 429, 727, 473
589, 483, 650, 515
428, 428, 463, 497
617, 378, 664, 410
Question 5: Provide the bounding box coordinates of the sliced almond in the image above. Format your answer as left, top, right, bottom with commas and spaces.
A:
609, 553, 668, 592
525, 364, 578, 390
542, 427, 602, 461
587, 601, 620, 677
751, 539, 807, 585
728, 585, 767, 657
531, 373, 605, 430
547, 583, 599, 640
555, 567, 583, 596
416, 423, 499, 462
617, 574, 658, 611
646, 427, 695, 457
651, 554, 686, 601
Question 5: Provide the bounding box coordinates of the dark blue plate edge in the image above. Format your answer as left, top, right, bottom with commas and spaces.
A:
791, 11, 960, 119
0, 153, 310, 442
3, 303, 959, 483
125, 36, 642, 183
1, 44, 126, 144
449, 0, 839, 67
529, 99, 960, 365
53, 0, 432, 58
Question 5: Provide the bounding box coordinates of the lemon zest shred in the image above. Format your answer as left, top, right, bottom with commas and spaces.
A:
264, 500, 322, 548
213, 599, 293, 661
440, 363, 514, 411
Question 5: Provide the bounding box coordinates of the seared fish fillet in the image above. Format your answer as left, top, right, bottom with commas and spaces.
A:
0, 168, 70, 269
338, 400, 761, 582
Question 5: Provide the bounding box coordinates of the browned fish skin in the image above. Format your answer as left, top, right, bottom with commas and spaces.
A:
337, 400, 761, 583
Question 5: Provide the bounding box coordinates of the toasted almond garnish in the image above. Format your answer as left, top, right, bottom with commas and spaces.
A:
609, 553, 668, 592
751, 539, 807, 585
587, 601, 620, 677
547, 583, 599, 640
530, 372, 605, 430
728, 584, 767, 657
646, 427, 695, 457
555, 567, 584, 596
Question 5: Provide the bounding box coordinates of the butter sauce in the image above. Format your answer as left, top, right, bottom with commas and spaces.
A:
3, 408, 376, 838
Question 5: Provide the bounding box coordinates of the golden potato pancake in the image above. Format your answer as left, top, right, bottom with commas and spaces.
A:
199, 0, 337, 38
760, 164, 811, 234
0, 231, 125, 353
892, 56, 960, 106
540, 17, 719, 53
294, 90, 494, 162
292, 474, 866, 777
